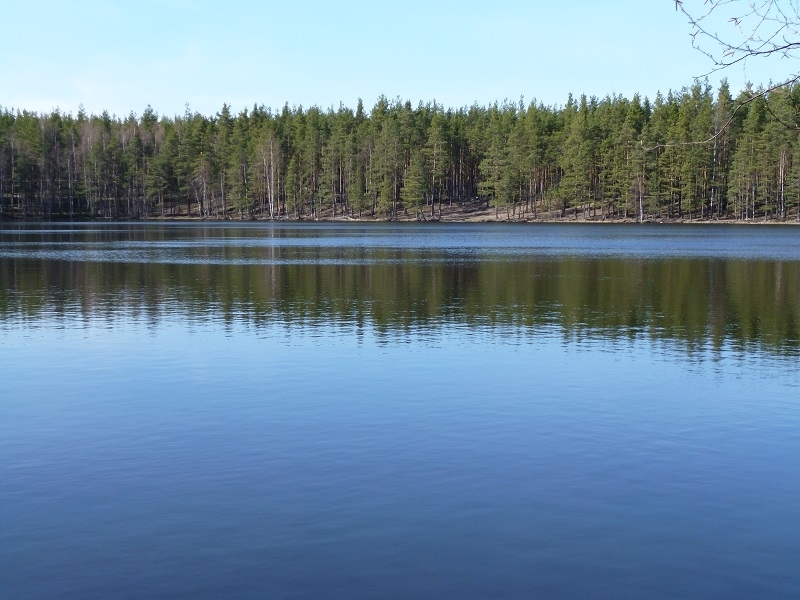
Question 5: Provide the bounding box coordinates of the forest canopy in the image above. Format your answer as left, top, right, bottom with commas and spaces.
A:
1, 80, 799, 222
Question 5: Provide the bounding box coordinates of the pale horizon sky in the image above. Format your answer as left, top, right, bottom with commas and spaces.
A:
1, 0, 793, 118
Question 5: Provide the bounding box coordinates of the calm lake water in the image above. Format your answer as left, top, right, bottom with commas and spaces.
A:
1, 222, 799, 599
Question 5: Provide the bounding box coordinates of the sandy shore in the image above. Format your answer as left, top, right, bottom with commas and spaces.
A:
213, 202, 800, 225
7, 201, 799, 224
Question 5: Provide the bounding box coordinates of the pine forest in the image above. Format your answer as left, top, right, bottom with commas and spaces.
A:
2, 81, 799, 223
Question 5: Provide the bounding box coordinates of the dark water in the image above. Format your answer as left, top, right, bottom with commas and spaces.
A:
1, 222, 798, 599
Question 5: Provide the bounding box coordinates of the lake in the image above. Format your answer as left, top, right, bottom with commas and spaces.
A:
1, 222, 799, 599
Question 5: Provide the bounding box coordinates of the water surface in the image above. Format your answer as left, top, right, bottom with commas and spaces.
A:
1, 222, 798, 599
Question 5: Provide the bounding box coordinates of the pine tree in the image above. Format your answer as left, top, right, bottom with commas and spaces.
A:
402, 149, 426, 219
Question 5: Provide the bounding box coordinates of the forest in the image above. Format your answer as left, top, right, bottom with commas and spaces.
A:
1, 80, 800, 222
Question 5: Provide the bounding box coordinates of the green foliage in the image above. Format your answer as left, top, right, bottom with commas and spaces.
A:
402, 149, 426, 217
2, 82, 800, 221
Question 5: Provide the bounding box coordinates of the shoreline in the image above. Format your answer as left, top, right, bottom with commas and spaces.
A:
3, 197, 799, 225
3, 206, 798, 225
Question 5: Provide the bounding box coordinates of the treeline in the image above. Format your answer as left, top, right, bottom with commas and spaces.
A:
2, 81, 800, 222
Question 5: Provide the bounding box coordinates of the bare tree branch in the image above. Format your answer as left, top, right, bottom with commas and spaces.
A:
663, 1, 800, 145
677, 0, 800, 77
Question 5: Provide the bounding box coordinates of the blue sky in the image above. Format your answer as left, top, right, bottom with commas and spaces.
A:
1, 0, 791, 117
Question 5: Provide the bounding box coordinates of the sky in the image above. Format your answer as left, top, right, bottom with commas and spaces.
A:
1, 0, 794, 118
